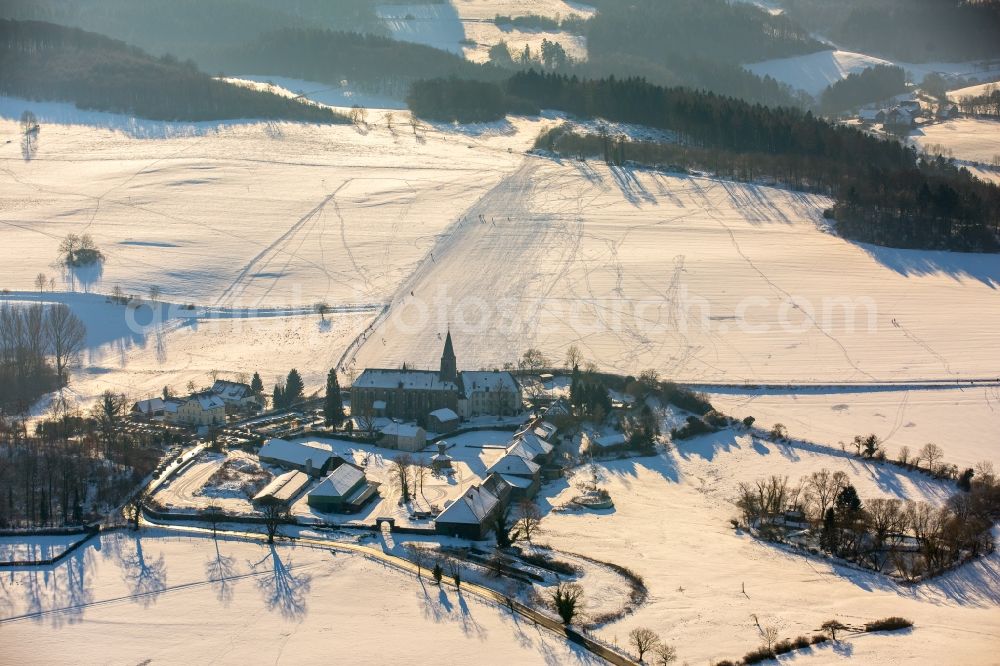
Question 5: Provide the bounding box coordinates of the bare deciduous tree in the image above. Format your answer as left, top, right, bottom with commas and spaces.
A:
919, 442, 944, 473
390, 454, 414, 503
629, 627, 661, 662
35, 272, 47, 292
653, 644, 677, 665
45, 303, 86, 386
565, 344, 583, 369
514, 500, 543, 543
261, 502, 290, 544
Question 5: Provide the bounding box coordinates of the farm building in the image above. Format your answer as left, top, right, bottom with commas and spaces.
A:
306, 464, 379, 513
378, 422, 427, 452
252, 470, 312, 506
258, 438, 344, 476
485, 453, 540, 500
434, 482, 502, 540
428, 407, 460, 432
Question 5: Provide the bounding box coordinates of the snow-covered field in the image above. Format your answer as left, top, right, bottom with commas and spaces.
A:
541, 433, 1000, 665
911, 118, 1000, 165
948, 81, 1000, 102
0, 534, 88, 563
746, 50, 896, 97
347, 158, 1000, 384
0, 531, 595, 665
0, 101, 545, 307
747, 50, 1000, 98
707, 386, 1000, 470
377, 1, 591, 64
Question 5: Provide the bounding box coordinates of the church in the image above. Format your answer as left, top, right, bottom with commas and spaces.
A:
350, 332, 522, 425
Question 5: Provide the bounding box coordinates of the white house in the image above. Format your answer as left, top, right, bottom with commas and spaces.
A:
166, 393, 226, 427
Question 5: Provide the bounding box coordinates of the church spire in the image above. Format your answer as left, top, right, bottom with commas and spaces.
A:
440, 329, 457, 382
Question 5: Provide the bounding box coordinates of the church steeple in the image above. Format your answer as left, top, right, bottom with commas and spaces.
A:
440, 329, 457, 382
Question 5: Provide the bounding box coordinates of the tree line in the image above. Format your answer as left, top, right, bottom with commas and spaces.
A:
0, 0, 384, 63
818, 65, 908, 116
736, 460, 999, 580
956, 86, 1000, 118
0, 400, 169, 528
0, 302, 86, 413
783, 0, 1000, 63
0, 20, 347, 123
406, 70, 1000, 251
208, 28, 505, 101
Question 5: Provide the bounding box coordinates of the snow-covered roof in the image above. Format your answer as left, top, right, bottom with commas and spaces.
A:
182, 392, 226, 411
459, 371, 519, 398
259, 438, 337, 468
211, 380, 254, 402
253, 470, 311, 502
487, 453, 540, 477
380, 422, 425, 438
429, 407, 459, 421
163, 400, 181, 413
506, 432, 553, 461
593, 433, 627, 449
498, 474, 534, 489
354, 369, 459, 392
310, 464, 365, 499
133, 398, 165, 414
436, 484, 499, 525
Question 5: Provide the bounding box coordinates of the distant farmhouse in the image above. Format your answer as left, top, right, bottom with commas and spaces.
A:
350, 331, 522, 426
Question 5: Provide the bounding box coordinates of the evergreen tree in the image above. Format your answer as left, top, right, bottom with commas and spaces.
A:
432, 562, 443, 585
273, 384, 285, 410
821, 506, 838, 552
324, 368, 344, 426
250, 371, 264, 396
835, 484, 862, 515
285, 369, 304, 406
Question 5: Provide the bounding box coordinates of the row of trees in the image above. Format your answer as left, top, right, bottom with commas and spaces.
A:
473, 70, 1000, 251
784, 0, 1000, 63
956, 86, 1000, 118
0, 20, 347, 124
736, 460, 1000, 579
0, 302, 86, 411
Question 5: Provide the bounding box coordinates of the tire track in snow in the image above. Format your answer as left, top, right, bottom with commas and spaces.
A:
712, 215, 878, 382
214, 190, 338, 306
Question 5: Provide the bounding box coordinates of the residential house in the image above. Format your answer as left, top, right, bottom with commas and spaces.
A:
210, 379, 261, 411
167, 392, 226, 427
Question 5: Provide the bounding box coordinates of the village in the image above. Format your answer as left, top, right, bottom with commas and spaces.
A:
134, 332, 637, 543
